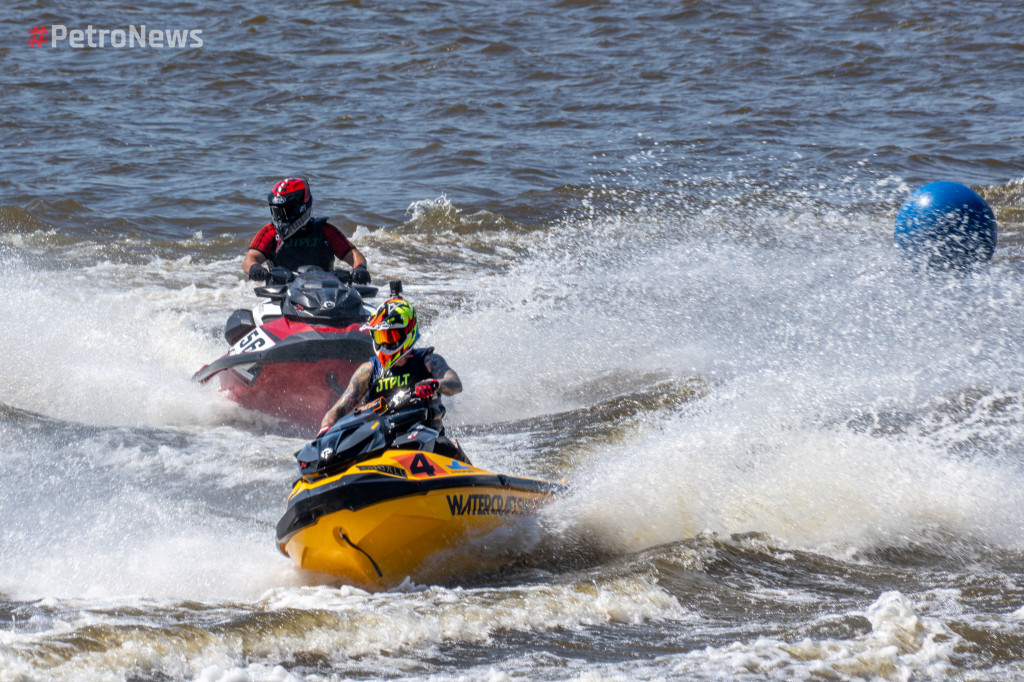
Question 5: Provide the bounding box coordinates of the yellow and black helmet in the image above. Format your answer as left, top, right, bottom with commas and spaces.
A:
361, 298, 418, 371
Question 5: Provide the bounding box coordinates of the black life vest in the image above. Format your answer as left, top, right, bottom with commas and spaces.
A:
273, 217, 334, 272
366, 347, 435, 402
365, 347, 446, 430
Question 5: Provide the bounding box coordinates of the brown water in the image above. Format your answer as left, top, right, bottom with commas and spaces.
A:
2, 1, 1024, 680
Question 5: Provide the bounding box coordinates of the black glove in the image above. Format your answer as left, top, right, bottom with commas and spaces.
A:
414, 379, 439, 400
248, 264, 271, 282
352, 264, 371, 285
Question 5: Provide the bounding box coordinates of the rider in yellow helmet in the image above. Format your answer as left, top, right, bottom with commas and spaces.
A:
319, 296, 462, 437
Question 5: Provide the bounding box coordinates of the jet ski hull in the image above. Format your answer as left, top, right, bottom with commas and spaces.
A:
276, 450, 563, 590
194, 317, 373, 429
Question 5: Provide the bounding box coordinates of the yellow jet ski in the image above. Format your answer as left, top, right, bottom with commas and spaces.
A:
275, 391, 564, 591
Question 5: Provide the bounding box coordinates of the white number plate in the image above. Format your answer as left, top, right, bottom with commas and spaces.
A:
228, 327, 275, 356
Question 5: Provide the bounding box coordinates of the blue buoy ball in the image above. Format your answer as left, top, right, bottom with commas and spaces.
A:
894, 181, 997, 268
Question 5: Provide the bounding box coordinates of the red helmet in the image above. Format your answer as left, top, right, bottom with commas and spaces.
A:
268, 177, 313, 239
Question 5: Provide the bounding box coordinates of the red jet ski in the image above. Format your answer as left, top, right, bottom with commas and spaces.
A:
194, 266, 378, 430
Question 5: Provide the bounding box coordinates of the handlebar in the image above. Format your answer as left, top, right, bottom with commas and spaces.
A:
268, 266, 293, 284
264, 266, 378, 298
354, 389, 425, 417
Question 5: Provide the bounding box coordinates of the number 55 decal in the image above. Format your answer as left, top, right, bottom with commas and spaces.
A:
229, 328, 275, 356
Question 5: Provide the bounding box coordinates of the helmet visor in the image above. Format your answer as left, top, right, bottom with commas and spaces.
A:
372, 328, 404, 347
270, 202, 304, 225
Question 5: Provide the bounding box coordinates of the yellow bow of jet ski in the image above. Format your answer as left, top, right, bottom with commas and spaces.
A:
276, 390, 564, 591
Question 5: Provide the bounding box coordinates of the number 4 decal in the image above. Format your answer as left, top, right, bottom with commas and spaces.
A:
394, 452, 439, 478
409, 453, 436, 477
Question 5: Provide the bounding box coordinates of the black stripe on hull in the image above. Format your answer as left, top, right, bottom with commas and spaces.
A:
194, 331, 372, 383
276, 473, 564, 544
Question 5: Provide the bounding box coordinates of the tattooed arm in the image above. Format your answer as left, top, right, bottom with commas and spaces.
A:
319, 361, 373, 432
425, 353, 462, 396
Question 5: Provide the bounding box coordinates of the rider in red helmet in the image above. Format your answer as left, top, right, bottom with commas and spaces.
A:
241, 177, 371, 284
